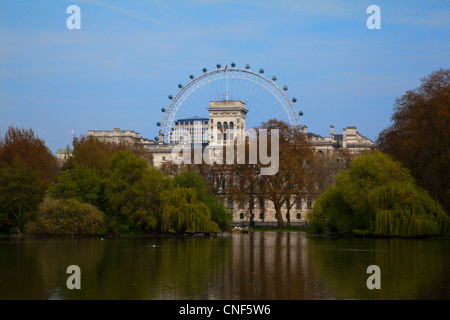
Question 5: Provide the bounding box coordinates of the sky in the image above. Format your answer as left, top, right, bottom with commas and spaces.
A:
0, 0, 449, 153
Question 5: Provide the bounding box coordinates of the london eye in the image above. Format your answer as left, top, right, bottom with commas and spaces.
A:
156, 63, 303, 143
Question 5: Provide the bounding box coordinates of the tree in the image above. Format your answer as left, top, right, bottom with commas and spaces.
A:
309, 149, 354, 193
258, 119, 315, 228
66, 135, 153, 176
159, 187, 221, 233
0, 126, 58, 233
0, 160, 44, 233
377, 69, 450, 214
48, 163, 103, 207
0, 126, 59, 186
308, 151, 450, 237
226, 141, 261, 226
104, 150, 168, 234
173, 170, 232, 231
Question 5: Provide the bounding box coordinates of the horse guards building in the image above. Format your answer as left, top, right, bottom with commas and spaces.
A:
57, 100, 373, 226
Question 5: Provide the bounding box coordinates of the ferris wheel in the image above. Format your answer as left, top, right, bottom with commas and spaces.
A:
156, 63, 304, 143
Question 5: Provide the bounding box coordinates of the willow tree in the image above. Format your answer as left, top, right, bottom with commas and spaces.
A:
159, 187, 221, 233
308, 151, 450, 237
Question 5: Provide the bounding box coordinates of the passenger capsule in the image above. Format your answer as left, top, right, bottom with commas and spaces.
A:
245, 64, 250, 69
161, 107, 166, 112
292, 97, 297, 103
156, 122, 161, 126
216, 63, 221, 69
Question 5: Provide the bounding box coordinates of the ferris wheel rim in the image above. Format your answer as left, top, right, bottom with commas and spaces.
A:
159, 66, 300, 143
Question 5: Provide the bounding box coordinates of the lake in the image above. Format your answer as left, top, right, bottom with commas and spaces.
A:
0, 231, 449, 299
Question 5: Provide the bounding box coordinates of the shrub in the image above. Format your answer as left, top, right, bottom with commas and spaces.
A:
32, 197, 105, 235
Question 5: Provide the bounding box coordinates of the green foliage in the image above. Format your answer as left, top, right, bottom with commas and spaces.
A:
31, 197, 105, 235
369, 183, 450, 237
160, 188, 221, 233
48, 163, 103, 206
308, 151, 450, 237
173, 170, 232, 231
0, 160, 44, 233
308, 186, 354, 233
104, 150, 165, 234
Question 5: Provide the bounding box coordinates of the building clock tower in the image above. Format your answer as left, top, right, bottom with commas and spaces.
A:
208, 100, 248, 145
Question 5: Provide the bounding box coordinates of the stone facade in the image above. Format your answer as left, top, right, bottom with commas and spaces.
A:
305, 125, 374, 154
88, 128, 153, 144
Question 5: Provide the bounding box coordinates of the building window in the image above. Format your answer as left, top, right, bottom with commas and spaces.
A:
217, 122, 222, 130
162, 156, 166, 161
222, 179, 226, 190
230, 133, 234, 140
240, 213, 244, 219
296, 213, 301, 220
307, 198, 312, 209
259, 212, 264, 220
223, 133, 227, 140
230, 122, 234, 130
175, 122, 179, 125
223, 122, 228, 130
217, 133, 222, 140
227, 198, 233, 209
259, 198, 265, 209
238, 200, 244, 209
296, 199, 302, 209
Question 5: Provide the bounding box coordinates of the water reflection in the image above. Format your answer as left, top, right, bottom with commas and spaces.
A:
0, 232, 448, 300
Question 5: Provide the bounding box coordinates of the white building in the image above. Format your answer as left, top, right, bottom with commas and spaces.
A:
169, 116, 209, 144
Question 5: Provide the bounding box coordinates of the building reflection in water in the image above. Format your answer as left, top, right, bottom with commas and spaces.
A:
204, 231, 337, 300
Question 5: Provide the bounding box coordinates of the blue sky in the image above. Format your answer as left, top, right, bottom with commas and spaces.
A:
1, 0, 449, 153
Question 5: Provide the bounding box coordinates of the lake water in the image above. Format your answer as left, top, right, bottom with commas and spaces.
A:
0, 231, 449, 300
